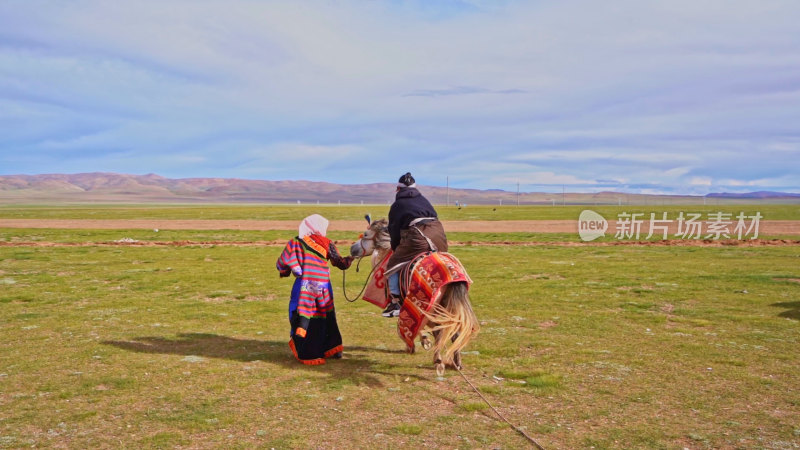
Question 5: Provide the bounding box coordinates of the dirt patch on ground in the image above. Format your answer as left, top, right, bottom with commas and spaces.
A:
1, 219, 799, 247
521, 273, 566, 280
773, 278, 800, 284
538, 321, 558, 329
458, 238, 800, 247
1, 218, 799, 234
1, 238, 798, 248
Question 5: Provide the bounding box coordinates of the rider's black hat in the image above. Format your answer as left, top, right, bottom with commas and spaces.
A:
397, 172, 415, 187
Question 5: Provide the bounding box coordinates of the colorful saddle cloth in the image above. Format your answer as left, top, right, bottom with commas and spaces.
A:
396, 252, 471, 351
362, 252, 392, 308
360, 251, 420, 308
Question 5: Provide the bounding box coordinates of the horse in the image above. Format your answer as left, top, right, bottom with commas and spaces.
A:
349, 217, 480, 375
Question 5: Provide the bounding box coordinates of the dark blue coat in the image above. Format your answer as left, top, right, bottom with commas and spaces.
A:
388, 187, 438, 250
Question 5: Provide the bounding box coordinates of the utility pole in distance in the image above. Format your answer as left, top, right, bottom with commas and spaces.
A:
446, 176, 449, 207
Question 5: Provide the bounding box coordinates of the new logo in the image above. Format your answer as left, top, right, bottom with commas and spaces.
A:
578, 210, 608, 241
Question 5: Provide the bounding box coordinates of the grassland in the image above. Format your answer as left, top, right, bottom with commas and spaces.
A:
1, 206, 799, 448
2, 203, 799, 221
0, 228, 632, 245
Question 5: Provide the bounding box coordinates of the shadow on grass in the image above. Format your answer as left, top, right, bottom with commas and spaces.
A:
770, 301, 800, 320
103, 333, 384, 386
346, 345, 407, 354
344, 345, 448, 382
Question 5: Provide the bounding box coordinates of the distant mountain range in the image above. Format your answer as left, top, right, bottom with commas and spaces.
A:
0, 173, 798, 205
706, 191, 800, 199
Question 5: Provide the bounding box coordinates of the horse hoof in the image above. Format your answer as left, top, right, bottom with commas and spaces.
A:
420, 335, 432, 350
406, 345, 415, 354
435, 363, 445, 377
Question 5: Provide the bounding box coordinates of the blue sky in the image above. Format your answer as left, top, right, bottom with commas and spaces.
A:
1, 0, 798, 194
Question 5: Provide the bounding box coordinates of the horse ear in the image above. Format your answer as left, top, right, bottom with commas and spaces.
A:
364, 214, 371, 225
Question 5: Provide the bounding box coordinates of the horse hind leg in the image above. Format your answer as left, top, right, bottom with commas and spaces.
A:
432, 329, 445, 376
448, 332, 462, 370
452, 351, 462, 370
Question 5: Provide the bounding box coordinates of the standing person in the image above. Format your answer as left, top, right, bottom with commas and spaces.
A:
276, 214, 354, 365
383, 172, 448, 317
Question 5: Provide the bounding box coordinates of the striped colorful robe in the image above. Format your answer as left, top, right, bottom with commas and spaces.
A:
276, 234, 352, 365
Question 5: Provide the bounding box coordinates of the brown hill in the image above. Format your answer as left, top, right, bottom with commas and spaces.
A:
1, 172, 797, 205
0, 173, 415, 204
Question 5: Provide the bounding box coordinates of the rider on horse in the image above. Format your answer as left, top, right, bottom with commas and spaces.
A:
383, 172, 449, 317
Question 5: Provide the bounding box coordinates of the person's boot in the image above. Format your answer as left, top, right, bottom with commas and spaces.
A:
381, 296, 402, 317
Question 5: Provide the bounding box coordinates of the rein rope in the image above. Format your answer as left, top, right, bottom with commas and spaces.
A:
457, 367, 545, 449
341, 256, 378, 303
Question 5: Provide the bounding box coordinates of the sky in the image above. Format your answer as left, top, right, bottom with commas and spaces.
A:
0, 0, 799, 195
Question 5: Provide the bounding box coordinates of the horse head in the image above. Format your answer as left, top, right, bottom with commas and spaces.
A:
349, 217, 390, 262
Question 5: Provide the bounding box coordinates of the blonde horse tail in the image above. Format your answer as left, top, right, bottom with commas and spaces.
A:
425, 281, 480, 366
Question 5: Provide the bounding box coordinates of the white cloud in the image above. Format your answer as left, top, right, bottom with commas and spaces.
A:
664, 167, 691, 178
0, 0, 798, 193
690, 177, 713, 186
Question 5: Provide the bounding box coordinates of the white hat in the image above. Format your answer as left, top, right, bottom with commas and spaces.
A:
299, 214, 329, 237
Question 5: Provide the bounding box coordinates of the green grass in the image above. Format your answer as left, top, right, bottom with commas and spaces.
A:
392, 424, 423, 435
0, 228, 293, 243
458, 402, 489, 412
1, 229, 799, 448
2, 228, 797, 247
0, 228, 608, 244
1, 203, 799, 220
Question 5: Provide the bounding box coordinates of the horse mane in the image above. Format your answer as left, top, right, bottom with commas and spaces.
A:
369, 218, 391, 250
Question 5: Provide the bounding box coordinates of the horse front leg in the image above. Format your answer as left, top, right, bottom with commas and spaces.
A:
420, 332, 432, 350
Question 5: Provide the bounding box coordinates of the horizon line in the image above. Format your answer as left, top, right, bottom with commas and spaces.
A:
1, 171, 799, 197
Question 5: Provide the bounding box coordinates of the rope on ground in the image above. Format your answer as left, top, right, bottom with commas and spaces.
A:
457, 367, 545, 449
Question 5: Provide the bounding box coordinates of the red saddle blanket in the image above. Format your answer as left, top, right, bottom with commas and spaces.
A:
396, 252, 472, 351
361, 252, 392, 308
361, 251, 472, 350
